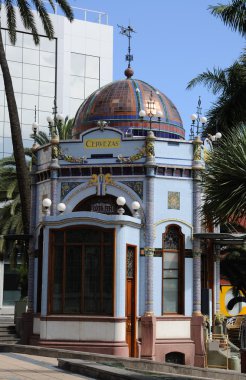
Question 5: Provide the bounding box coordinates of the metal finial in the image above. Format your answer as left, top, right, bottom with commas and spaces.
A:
118, 24, 136, 69
34, 105, 37, 122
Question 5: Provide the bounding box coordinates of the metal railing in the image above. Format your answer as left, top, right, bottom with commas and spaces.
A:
44, 1, 108, 24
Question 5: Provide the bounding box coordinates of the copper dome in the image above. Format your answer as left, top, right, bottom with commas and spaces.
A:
72, 78, 184, 139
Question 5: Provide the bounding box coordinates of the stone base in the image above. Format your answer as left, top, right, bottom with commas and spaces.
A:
30, 339, 129, 357
140, 315, 156, 360
20, 311, 34, 345
155, 339, 195, 365
191, 315, 206, 368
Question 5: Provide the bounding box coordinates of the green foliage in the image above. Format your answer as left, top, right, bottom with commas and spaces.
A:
187, 0, 246, 134
30, 117, 74, 144
1, 0, 73, 46
202, 124, 246, 224
187, 58, 246, 134
208, 0, 246, 37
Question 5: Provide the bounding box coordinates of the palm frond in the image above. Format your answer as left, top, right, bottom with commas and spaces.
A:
202, 124, 246, 224
55, 0, 74, 21
4, 0, 16, 44
208, 0, 246, 37
186, 68, 228, 95
16, 0, 39, 44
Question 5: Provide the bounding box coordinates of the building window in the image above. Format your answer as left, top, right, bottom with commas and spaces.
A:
49, 227, 114, 315
162, 225, 184, 314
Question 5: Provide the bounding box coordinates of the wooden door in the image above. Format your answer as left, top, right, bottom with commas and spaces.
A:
126, 245, 137, 357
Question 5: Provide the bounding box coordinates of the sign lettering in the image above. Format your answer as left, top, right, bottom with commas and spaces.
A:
84, 138, 121, 149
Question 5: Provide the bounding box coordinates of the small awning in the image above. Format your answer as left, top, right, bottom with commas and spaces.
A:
193, 233, 246, 245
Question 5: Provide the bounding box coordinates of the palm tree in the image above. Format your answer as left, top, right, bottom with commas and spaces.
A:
0, 154, 31, 258
31, 116, 74, 145
208, 0, 246, 37
201, 124, 246, 225
0, 1, 73, 236
187, 58, 246, 134
187, 0, 246, 135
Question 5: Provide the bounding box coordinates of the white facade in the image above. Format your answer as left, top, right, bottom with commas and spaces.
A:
0, 6, 113, 157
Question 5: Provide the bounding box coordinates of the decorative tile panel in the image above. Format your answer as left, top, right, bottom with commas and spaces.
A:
61, 182, 82, 200
168, 191, 180, 210
120, 181, 143, 199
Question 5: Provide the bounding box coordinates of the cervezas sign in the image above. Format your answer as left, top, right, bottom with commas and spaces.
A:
84, 138, 121, 149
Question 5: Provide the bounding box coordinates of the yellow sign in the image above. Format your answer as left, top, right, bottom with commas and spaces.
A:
220, 285, 246, 316
84, 138, 121, 149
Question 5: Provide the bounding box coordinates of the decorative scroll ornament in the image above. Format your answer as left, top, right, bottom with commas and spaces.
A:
117, 137, 155, 163
88, 173, 114, 196
118, 146, 145, 163
59, 149, 87, 163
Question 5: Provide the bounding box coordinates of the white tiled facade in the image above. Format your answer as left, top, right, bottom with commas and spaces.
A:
0, 7, 113, 157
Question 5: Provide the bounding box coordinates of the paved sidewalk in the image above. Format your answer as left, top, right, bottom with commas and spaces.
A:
0, 352, 94, 379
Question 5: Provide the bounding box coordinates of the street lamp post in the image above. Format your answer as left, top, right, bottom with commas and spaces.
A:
189, 96, 207, 139
139, 91, 163, 134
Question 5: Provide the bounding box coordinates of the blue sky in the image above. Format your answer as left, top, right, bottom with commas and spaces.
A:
70, 0, 244, 137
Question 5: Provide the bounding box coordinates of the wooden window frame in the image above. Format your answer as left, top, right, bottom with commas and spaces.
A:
162, 224, 184, 315
48, 226, 115, 315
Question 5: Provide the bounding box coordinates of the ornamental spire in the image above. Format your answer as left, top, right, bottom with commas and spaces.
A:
118, 24, 136, 79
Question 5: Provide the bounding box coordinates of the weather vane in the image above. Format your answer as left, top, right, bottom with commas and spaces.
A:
117, 24, 136, 68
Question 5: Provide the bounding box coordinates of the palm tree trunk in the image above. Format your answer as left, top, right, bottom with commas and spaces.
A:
0, 27, 30, 235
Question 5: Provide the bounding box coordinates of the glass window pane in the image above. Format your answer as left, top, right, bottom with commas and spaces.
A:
0, 91, 5, 106
22, 94, 39, 110
21, 109, 36, 125
40, 36, 56, 53
23, 79, 39, 95
8, 61, 22, 77
38, 111, 50, 126
40, 51, 55, 67
164, 269, 178, 279
3, 122, 11, 137
71, 53, 85, 76
23, 33, 38, 49
0, 106, 5, 122
54, 231, 64, 244
85, 78, 99, 98
84, 246, 100, 313
103, 245, 113, 314
23, 48, 39, 65
21, 124, 32, 140
5, 30, 23, 47
69, 98, 83, 118
85, 56, 99, 78
0, 122, 3, 135
52, 247, 63, 313
6, 45, 22, 62
39, 81, 55, 97
39, 96, 53, 112
23, 138, 33, 150
23, 64, 39, 80
163, 279, 178, 313
163, 252, 178, 269
2, 137, 13, 155
64, 246, 81, 313
70, 76, 84, 98
12, 77, 22, 93
40, 66, 55, 82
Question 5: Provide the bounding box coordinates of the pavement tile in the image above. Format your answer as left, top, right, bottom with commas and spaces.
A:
0, 353, 94, 380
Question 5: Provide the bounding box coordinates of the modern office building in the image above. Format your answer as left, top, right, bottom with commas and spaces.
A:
0, 6, 113, 158
0, 5, 113, 310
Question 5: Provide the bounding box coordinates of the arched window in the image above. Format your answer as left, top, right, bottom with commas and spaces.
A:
162, 225, 184, 314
